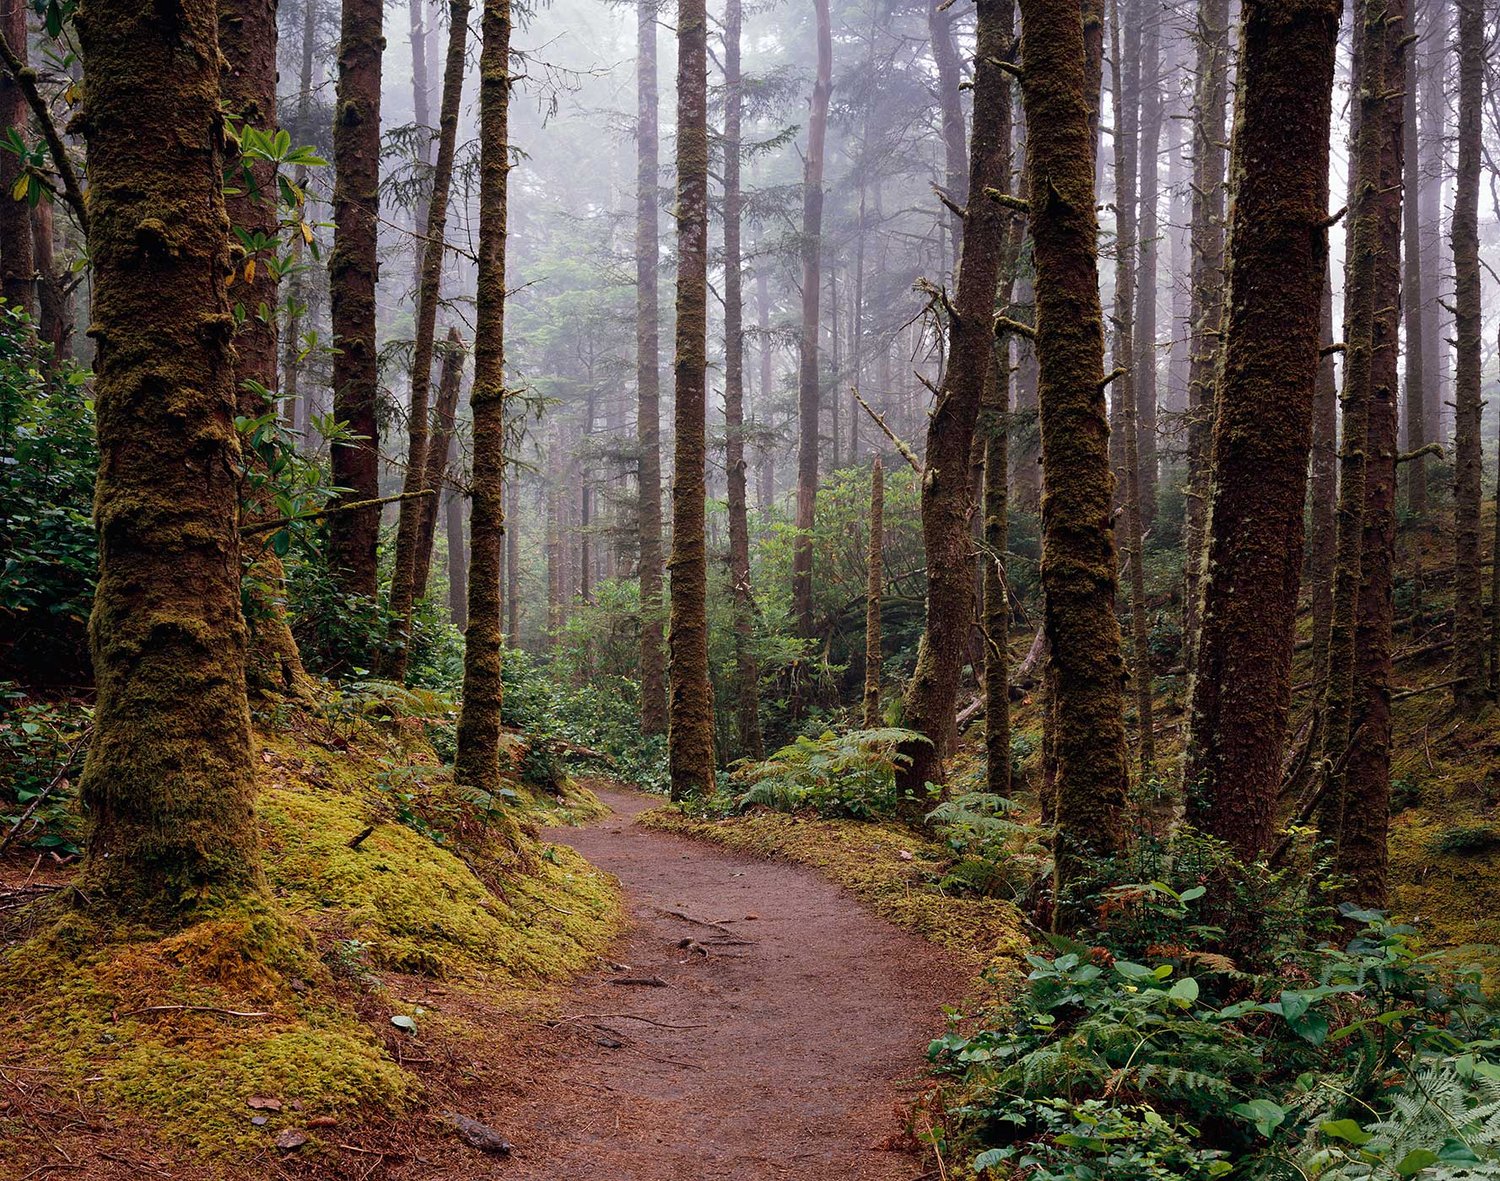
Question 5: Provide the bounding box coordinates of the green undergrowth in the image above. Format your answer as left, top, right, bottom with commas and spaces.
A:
0, 697, 622, 1165
640, 804, 1030, 977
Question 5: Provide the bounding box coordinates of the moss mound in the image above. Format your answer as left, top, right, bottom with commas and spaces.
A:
0, 711, 622, 1164
638, 805, 1030, 976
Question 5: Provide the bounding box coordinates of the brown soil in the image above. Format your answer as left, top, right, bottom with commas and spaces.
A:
483, 784, 970, 1179
1, 786, 969, 1180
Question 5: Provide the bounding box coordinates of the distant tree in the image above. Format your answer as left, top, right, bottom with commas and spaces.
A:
0, 0, 33, 316
413, 328, 465, 600
327, 0, 383, 597
667, 0, 716, 798
864, 453, 884, 728
75, 0, 263, 920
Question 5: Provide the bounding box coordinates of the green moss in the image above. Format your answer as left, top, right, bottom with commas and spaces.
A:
638, 805, 1030, 978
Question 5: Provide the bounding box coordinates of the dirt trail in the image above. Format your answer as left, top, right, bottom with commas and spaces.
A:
488, 784, 970, 1180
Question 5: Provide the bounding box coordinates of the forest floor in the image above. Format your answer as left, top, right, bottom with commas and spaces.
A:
478, 782, 969, 1180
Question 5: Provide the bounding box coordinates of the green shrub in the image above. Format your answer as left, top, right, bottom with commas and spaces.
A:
1432, 825, 1500, 856
728, 727, 932, 819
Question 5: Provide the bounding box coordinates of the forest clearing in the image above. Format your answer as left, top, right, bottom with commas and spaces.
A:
5, 0, 1500, 1176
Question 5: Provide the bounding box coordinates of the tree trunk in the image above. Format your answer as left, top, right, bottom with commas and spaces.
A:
221, 0, 312, 701
446, 486, 466, 629
413, 327, 465, 600
930, 0, 967, 266
983, 346, 1011, 796
1181, 0, 1229, 666
1133, 4, 1162, 526
1450, 0, 1484, 712
382, 0, 472, 680
791, 0, 832, 637
75, 0, 263, 921
636, 0, 667, 734
1400, 36, 1426, 519
1184, 0, 1340, 862
895, 0, 1013, 799
723, 0, 762, 762
864, 455, 884, 728
452, 0, 520, 851
280, 0, 318, 436
1109, 0, 1154, 781
506, 469, 519, 641
667, 0, 716, 799
1106, 0, 1138, 494
1337, 0, 1406, 909
1308, 268, 1338, 664
32, 199, 70, 361
327, 0, 383, 598
0, 0, 34, 316
1017, 0, 1127, 892
1416, 0, 1447, 449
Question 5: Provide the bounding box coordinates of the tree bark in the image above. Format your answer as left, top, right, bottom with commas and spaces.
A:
221, 0, 312, 701
75, 0, 263, 921
1400, 35, 1426, 519
413, 327, 465, 600
723, 0, 762, 762
1133, 4, 1162, 526
636, 0, 667, 734
1308, 267, 1338, 664
666, 0, 716, 799
1017, 0, 1128, 892
0, 0, 33, 316
895, 0, 1013, 799
453, 0, 521, 852
382, 0, 473, 680
280, 0, 318, 437
930, 0, 967, 266
864, 455, 885, 728
791, 0, 832, 638
328, 0, 384, 598
1184, 0, 1340, 862
983, 345, 1011, 796
447, 486, 466, 629
1450, 0, 1484, 712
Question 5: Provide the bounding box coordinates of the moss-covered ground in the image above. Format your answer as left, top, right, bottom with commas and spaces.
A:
0, 696, 622, 1171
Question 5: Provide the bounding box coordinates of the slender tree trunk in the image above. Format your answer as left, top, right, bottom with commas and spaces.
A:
983, 345, 1012, 796
930, 0, 967, 266
1337, 0, 1406, 908
1400, 38, 1427, 519
382, 0, 472, 680
328, 0, 383, 598
1416, 0, 1446, 449
1017, 0, 1127, 890
895, 0, 1013, 798
221, 0, 311, 700
723, 0, 762, 762
1181, 0, 1229, 665
75, 0, 263, 921
280, 0, 318, 436
446, 487, 466, 628
636, 0, 667, 734
1450, 0, 1484, 712
453, 0, 520, 850
1184, 0, 1340, 862
413, 327, 464, 600
791, 0, 832, 637
667, 0, 716, 798
1106, 0, 1139, 494
32, 200, 69, 360
1308, 269, 1339, 663
1133, 5, 1162, 526
506, 473, 520, 642
0, 0, 34, 316
1109, 0, 1155, 780
864, 455, 884, 728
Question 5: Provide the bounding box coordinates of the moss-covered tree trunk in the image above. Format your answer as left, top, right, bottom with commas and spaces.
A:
1337, 0, 1406, 907
0, 0, 34, 316
453, 0, 520, 851
1184, 0, 1340, 861
1105, 0, 1138, 493
1308, 269, 1338, 665
667, 0, 716, 799
413, 327, 464, 601
220, 0, 312, 701
1180, 0, 1229, 666
382, 0, 472, 681
1450, 0, 1484, 713
279, 0, 317, 434
327, 0, 383, 598
863, 454, 884, 728
447, 487, 466, 629
506, 474, 520, 640
895, 0, 1012, 799
1132, 6, 1161, 527
723, 0, 762, 762
75, 0, 265, 920
791, 0, 831, 637
1400, 41, 1427, 520
636, 0, 667, 735
1016, 0, 1128, 888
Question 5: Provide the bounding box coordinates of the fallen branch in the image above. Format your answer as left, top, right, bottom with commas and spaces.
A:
1391, 677, 1465, 702
607, 975, 669, 988
555, 1012, 710, 1030
0, 726, 91, 856
655, 907, 753, 940
241, 489, 435, 535
120, 1004, 273, 1020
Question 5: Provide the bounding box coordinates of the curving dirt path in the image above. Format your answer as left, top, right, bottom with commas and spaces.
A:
488, 784, 970, 1180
